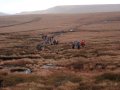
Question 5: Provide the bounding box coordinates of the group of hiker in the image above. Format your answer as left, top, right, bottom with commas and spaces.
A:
36, 33, 86, 51
42, 34, 59, 45
72, 40, 85, 49
36, 34, 59, 51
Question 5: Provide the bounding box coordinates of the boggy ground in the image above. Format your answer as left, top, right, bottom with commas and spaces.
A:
0, 12, 120, 90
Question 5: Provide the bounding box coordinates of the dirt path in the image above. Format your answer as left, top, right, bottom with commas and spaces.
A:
0, 17, 41, 28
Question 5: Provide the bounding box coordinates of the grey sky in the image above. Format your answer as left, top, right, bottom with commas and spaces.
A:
0, 0, 120, 14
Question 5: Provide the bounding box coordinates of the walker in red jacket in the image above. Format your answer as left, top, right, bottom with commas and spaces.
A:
81, 40, 85, 47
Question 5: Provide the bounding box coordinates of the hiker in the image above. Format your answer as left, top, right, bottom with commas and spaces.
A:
49, 36, 53, 44
81, 40, 85, 47
72, 42, 75, 49
45, 36, 49, 44
72, 41, 80, 49
55, 40, 59, 45
36, 43, 44, 51
42, 35, 44, 40
76, 41, 80, 49
42, 34, 47, 41
53, 39, 59, 45
72, 41, 76, 49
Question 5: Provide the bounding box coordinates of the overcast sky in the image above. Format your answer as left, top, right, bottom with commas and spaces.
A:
0, 0, 120, 14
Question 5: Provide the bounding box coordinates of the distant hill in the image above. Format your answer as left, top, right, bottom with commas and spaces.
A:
0, 12, 8, 16
19, 4, 120, 15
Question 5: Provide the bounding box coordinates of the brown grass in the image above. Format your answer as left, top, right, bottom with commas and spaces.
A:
0, 12, 120, 90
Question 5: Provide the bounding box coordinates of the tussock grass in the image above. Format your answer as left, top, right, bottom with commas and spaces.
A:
96, 72, 120, 82
2, 59, 35, 67
44, 72, 82, 87
78, 83, 104, 90
0, 74, 43, 87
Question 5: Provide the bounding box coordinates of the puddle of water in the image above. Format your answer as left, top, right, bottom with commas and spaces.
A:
41, 64, 58, 69
10, 68, 32, 74
41, 64, 64, 69
24, 69, 32, 74
41, 64, 56, 69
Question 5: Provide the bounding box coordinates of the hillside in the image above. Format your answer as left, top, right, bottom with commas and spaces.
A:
19, 4, 120, 14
